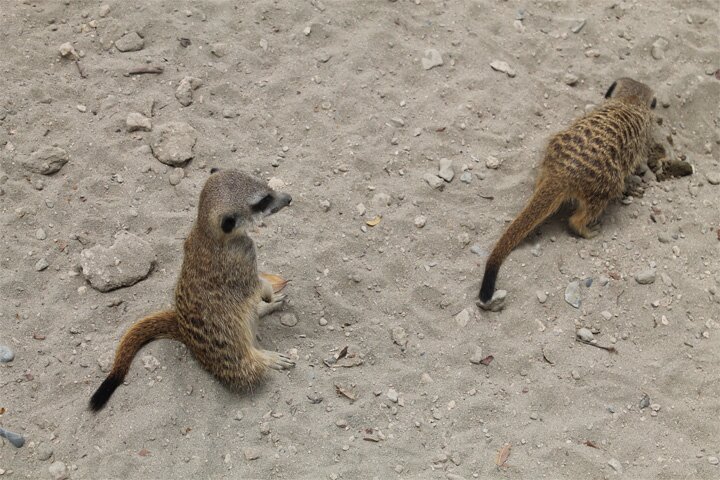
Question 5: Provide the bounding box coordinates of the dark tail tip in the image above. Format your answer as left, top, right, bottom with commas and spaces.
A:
89, 374, 122, 412
479, 263, 499, 303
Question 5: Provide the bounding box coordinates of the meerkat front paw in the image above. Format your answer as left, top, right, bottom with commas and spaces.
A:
260, 277, 274, 303
257, 293, 287, 318
263, 351, 295, 370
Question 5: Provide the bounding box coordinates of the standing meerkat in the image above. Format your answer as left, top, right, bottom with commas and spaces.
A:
479, 77, 657, 305
90, 169, 295, 411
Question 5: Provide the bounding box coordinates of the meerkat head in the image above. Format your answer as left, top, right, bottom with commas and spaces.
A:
198, 168, 292, 239
604, 77, 657, 109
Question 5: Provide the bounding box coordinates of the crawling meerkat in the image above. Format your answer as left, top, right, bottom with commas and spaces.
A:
90, 169, 294, 411
479, 77, 657, 305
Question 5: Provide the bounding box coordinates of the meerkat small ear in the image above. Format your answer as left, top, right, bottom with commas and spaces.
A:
210, 167, 221, 174
605, 81, 617, 99
650, 98, 657, 109
221, 215, 236, 233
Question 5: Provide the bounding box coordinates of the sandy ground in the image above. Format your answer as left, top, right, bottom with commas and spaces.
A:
1, 0, 719, 479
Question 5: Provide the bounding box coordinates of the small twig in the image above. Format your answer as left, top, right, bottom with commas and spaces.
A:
576, 338, 617, 353
128, 65, 164, 75
478, 194, 494, 200
616, 289, 625, 306
74, 60, 87, 78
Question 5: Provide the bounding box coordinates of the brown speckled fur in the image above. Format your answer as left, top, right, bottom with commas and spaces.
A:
479, 78, 657, 303
89, 170, 293, 411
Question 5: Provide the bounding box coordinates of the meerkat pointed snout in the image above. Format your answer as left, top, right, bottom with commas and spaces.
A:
90, 169, 294, 412
478, 77, 657, 306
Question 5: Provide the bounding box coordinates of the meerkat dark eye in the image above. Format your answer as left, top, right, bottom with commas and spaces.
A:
251, 194, 273, 213
604, 81, 617, 99
221, 215, 236, 233
650, 98, 657, 109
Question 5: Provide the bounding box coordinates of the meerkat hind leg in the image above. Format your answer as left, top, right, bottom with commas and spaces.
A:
261, 349, 295, 370
569, 198, 607, 239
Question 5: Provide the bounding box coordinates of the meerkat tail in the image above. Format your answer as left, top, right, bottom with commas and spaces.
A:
89, 310, 180, 412
479, 180, 565, 303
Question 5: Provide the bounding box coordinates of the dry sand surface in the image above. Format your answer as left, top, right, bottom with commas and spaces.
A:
1, 0, 719, 479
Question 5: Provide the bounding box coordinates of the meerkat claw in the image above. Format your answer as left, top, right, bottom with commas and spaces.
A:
257, 293, 287, 318
265, 351, 295, 370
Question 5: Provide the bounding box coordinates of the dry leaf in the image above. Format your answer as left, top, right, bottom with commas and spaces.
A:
495, 442, 511, 467
583, 440, 599, 449
365, 215, 382, 227
33, 333, 46, 340
138, 448, 151, 457
0, 407, 6, 415
480, 355, 494, 366
541, 347, 555, 365
259, 272, 289, 293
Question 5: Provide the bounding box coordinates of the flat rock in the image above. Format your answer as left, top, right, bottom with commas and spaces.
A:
0, 345, 14, 363
150, 122, 198, 166
576, 328, 594, 342
564, 280, 581, 308
489, 60, 516, 77
485, 155, 502, 169
460, 171, 472, 183
651, 37, 668, 60
438, 158, 454, 182
706, 171, 720, 185
469, 347, 484, 364
79, 231, 156, 292
37, 442, 54, 461
280, 313, 298, 327
477, 289, 506, 312
48, 461, 68, 480
454, 308, 471, 327
243, 448, 261, 461
115, 32, 144, 52
0, 428, 25, 448
126, 112, 151, 132
175, 76, 203, 107
23, 146, 69, 175
635, 269, 656, 285
422, 48, 443, 70
607, 458, 623, 474
423, 173, 444, 190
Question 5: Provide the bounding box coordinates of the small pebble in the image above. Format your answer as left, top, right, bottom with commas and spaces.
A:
576, 328, 594, 342
536, 291, 547, 304
469, 347, 484, 365
438, 158, 454, 182
35, 258, 49, 271
459, 171, 472, 183
529, 412, 539, 420
607, 458, 623, 474
318, 317, 328, 326
571, 370, 581, 380
489, 60, 516, 78
243, 448, 261, 461
168, 168, 185, 186
635, 269, 656, 285
454, 308, 471, 327
48, 461, 67, 480
319, 199, 331, 212
414, 215, 427, 228
564, 280, 581, 308
706, 172, 720, 185
37, 443, 54, 461
600, 311, 612, 320
422, 48, 443, 70
639, 393, 651, 409
126, 112, 152, 132
115, 32, 144, 52
564, 73, 579, 86
386, 388, 399, 403
651, 37, 669, 60
423, 173, 444, 190
485, 156, 502, 169
35, 228, 47, 240
0, 345, 14, 363
280, 313, 298, 327
708, 456, 719, 465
